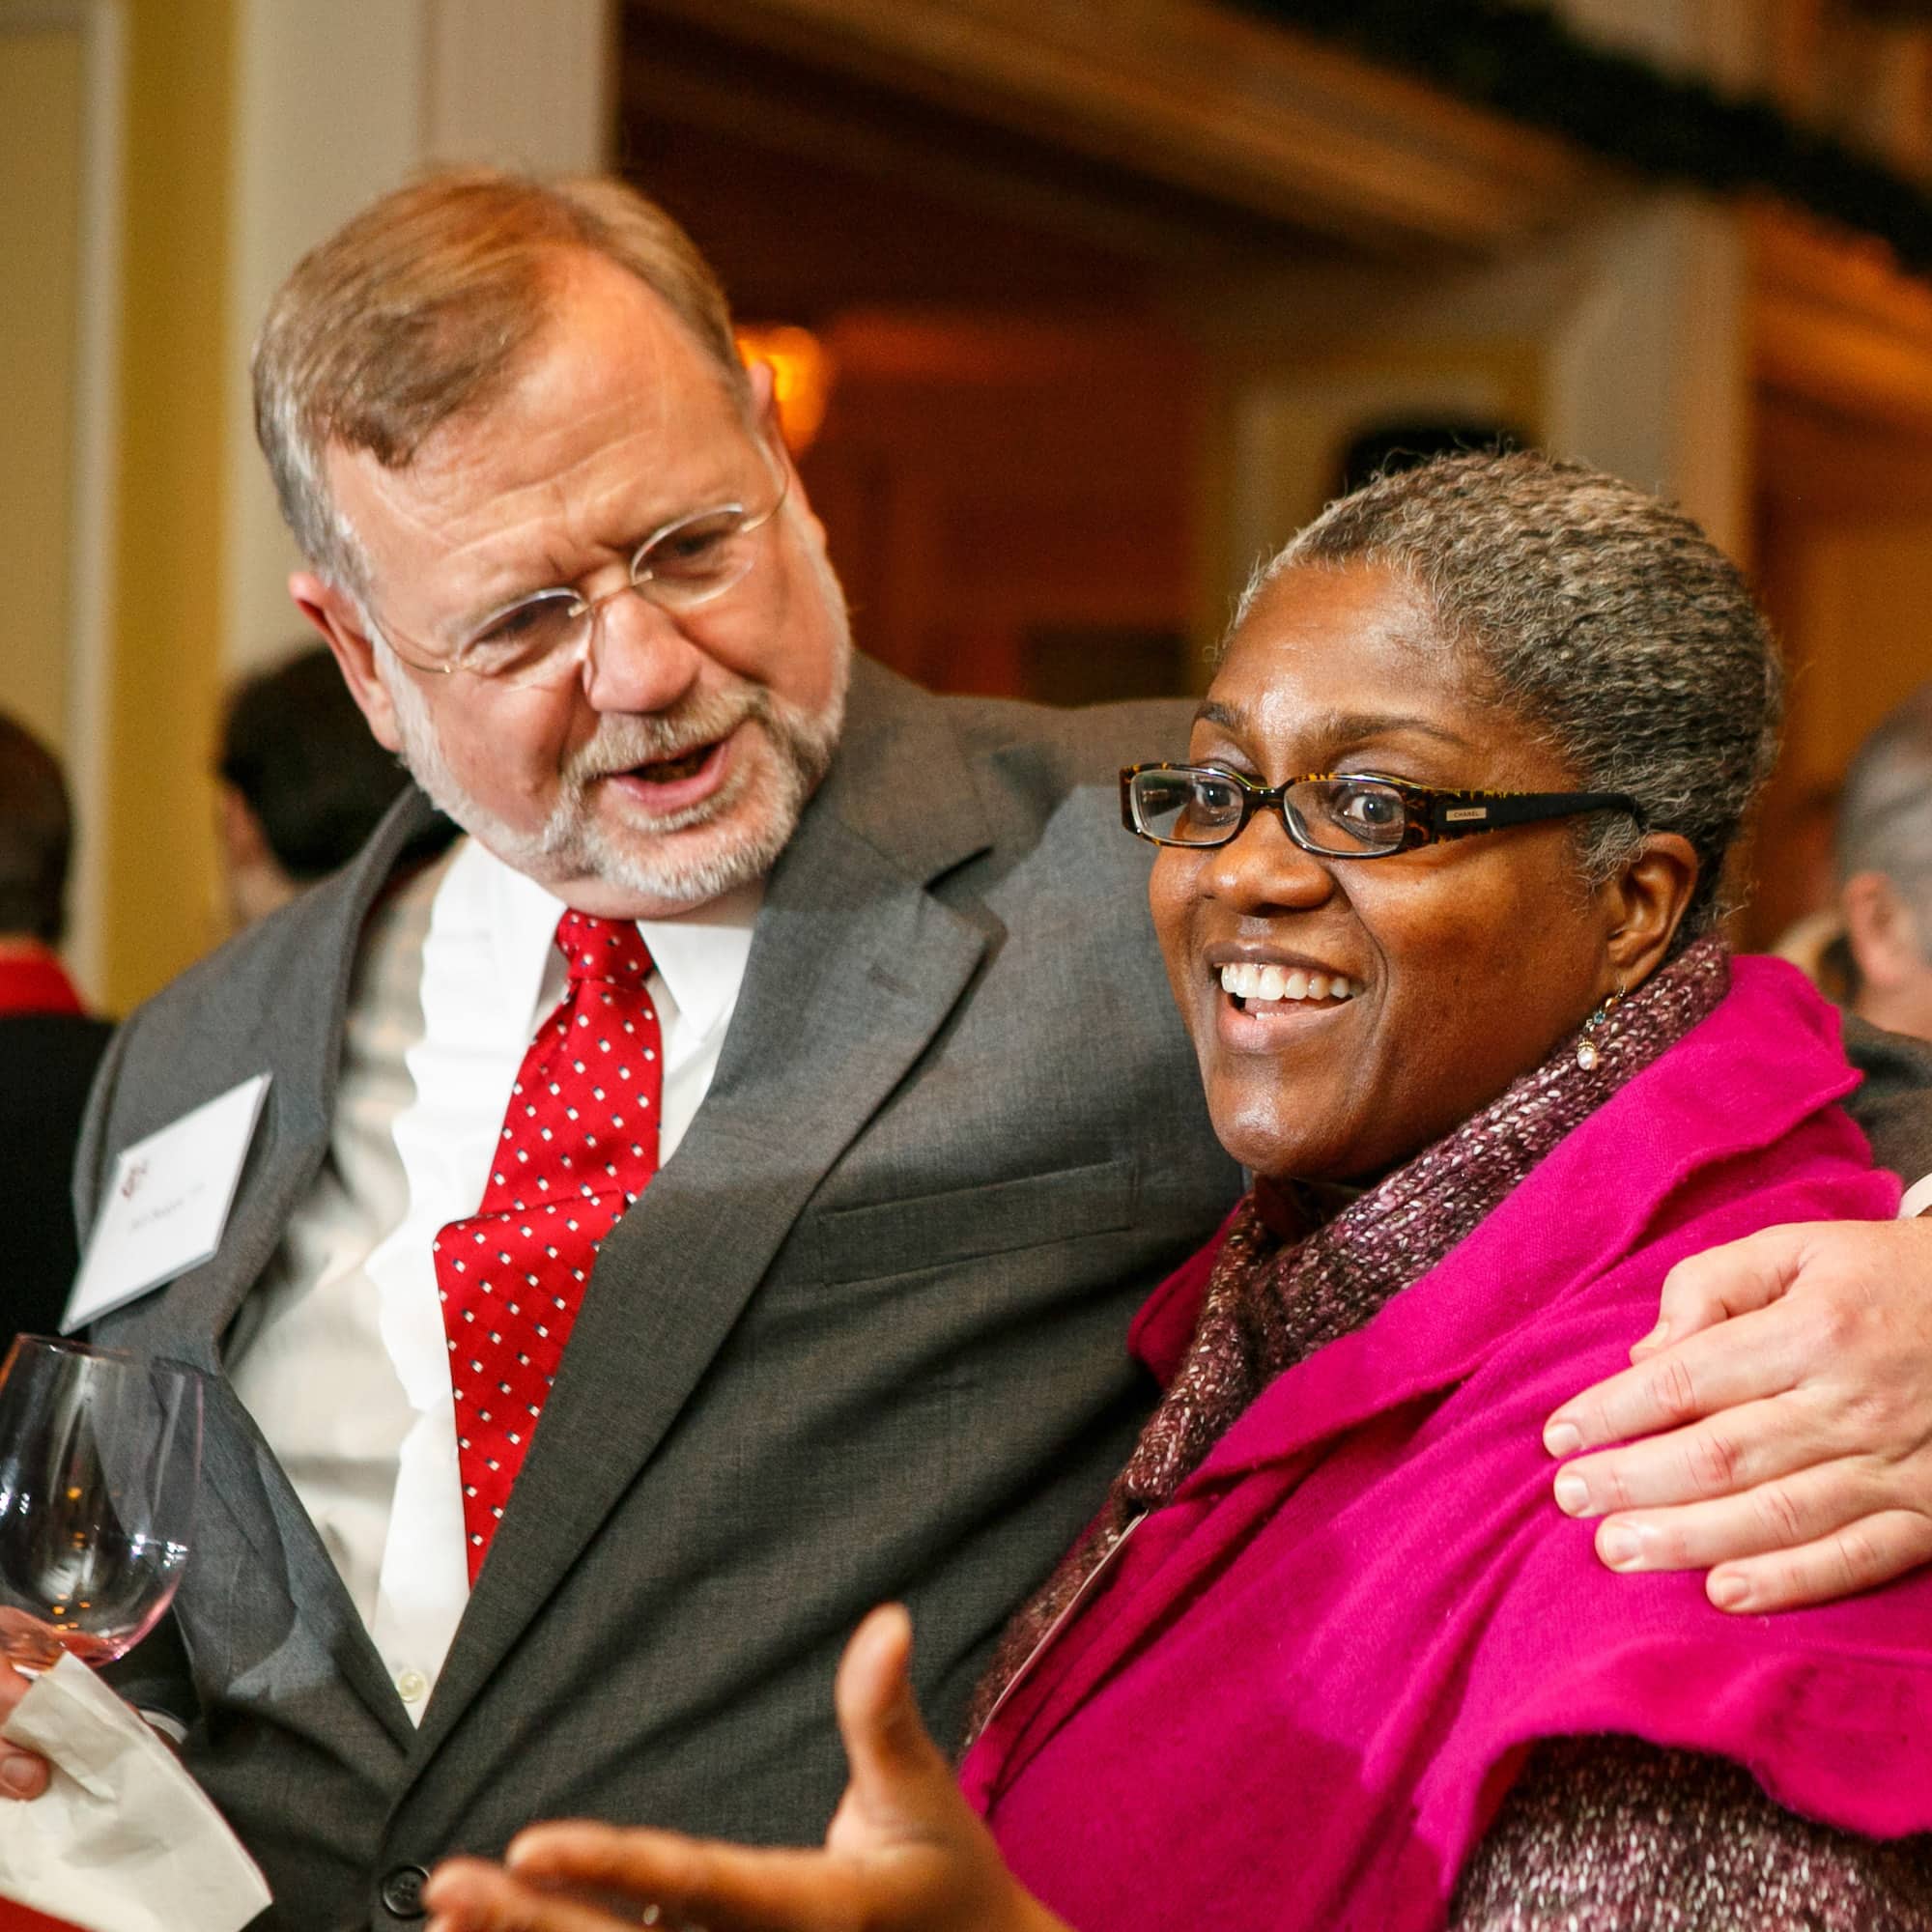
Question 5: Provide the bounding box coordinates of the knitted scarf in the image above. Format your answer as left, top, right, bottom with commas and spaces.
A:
967, 936, 1731, 1742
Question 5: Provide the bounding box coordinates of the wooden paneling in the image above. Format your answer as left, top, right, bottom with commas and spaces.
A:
618, 10, 1354, 323
1749, 207, 1932, 941
799, 314, 1200, 699
1753, 202, 1932, 439
624, 0, 1616, 259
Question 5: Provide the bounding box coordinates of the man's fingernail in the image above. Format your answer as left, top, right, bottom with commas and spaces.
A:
0, 1757, 41, 1796
1598, 1523, 1642, 1569
1544, 1421, 1582, 1458
1710, 1572, 1750, 1611
1553, 1471, 1592, 1516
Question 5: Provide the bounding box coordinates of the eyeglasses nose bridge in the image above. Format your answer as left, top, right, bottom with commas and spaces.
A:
571, 574, 698, 687
1207, 783, 1297, 859
583, 567, 654, 626
1208, 785, 1342, 891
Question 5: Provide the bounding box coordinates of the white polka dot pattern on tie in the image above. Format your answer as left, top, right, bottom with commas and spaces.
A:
433, 909, 662, 1582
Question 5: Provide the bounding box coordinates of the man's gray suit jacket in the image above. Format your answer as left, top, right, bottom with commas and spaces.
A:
76, 660, 1239, 1930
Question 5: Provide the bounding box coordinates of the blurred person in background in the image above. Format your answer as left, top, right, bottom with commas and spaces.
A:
0, 712, 111, 1345
1833, 685, 1932, 1045
216, 641, 449, 928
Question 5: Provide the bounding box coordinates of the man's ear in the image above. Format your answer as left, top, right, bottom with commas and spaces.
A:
1842, 870, 1920, 992
743, 354, 778, 428
741, 360, 828, 547
1600, 832, 1701, 994
291, 571, 404, 753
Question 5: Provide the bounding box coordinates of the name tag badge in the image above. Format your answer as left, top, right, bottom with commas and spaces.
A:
63, 1073, 273, 1331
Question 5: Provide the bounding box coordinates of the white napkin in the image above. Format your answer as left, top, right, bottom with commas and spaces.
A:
0, 1654, 271, 1932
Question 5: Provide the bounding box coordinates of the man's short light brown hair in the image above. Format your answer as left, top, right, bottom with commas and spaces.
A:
253, 168, 750, 592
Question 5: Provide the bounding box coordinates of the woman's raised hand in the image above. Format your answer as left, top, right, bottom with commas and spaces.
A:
422, 1605, 1070, 1932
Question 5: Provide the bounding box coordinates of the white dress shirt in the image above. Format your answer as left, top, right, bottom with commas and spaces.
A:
227, 836, 757, 1719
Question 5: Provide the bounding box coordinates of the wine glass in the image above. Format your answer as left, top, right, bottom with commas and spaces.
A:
0, 1337, 202, 1668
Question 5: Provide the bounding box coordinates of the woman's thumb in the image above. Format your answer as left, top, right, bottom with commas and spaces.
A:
834, 1604, 960, 1836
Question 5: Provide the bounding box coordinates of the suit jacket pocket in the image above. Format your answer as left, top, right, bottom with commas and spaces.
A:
810, 1155, 1138, 1285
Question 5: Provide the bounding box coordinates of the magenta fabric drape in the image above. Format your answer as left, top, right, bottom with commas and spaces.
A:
962, 958, 1930, 1931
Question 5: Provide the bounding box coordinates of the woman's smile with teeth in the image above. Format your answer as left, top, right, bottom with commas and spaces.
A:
1218, 962, 1363, 1006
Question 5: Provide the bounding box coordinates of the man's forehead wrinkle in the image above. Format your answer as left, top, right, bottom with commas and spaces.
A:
331, 259, 758, 625
353, 404, 632, 544
329, 442, 545, 625
331, 445, 462, 581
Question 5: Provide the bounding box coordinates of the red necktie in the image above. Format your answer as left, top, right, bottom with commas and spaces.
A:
435, 910, 663, 1580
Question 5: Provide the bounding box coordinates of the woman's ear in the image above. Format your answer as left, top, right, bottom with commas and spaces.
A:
1600, 833, 1701, 992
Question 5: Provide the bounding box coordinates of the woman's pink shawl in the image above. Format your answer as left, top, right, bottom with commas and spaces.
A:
960, 958, 1929, 1931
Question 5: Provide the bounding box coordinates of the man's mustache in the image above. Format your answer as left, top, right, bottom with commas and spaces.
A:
561, 690, 770, 784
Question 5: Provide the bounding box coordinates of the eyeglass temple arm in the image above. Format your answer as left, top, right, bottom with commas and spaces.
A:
1426, 791, 1647, 839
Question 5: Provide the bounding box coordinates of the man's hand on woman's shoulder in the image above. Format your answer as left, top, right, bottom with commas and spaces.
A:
1542, 1218, 1932, 1612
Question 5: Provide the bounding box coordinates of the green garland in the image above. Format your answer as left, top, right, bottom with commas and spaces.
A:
1229, 0, 1932, 272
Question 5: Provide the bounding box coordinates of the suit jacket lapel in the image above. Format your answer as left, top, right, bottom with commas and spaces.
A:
99, 790, 446, 1365
417, 665, 995, 1751
99, 789, 448, 1750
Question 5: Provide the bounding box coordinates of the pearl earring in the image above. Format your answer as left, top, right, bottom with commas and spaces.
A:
1576, 980, 1628, 1071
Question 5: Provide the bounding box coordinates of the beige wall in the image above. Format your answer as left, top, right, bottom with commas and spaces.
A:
0, 21, 85, 758
99, 0, 235, 1009
0, 0, 236, 1006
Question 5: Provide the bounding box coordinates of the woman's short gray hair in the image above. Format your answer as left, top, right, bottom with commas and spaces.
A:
1240, 451, 1782, 942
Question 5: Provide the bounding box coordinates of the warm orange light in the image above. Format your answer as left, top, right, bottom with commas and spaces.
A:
735, 325, 836, 454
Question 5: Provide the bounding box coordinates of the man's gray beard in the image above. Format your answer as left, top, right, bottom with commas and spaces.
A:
378, 611, 850, 910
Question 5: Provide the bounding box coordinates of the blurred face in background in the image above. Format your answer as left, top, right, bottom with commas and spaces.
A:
213, 784, 298, 931
1841, 868, 1932, 1043
297, 249, 852, 920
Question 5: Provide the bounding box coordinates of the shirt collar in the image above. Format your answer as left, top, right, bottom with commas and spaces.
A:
636, 886, 760, 1038
452, 836, 760, 1043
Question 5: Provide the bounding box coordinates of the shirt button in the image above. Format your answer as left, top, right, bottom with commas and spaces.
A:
395, 1669, 428, 1704
379, 1862, 430, 1918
